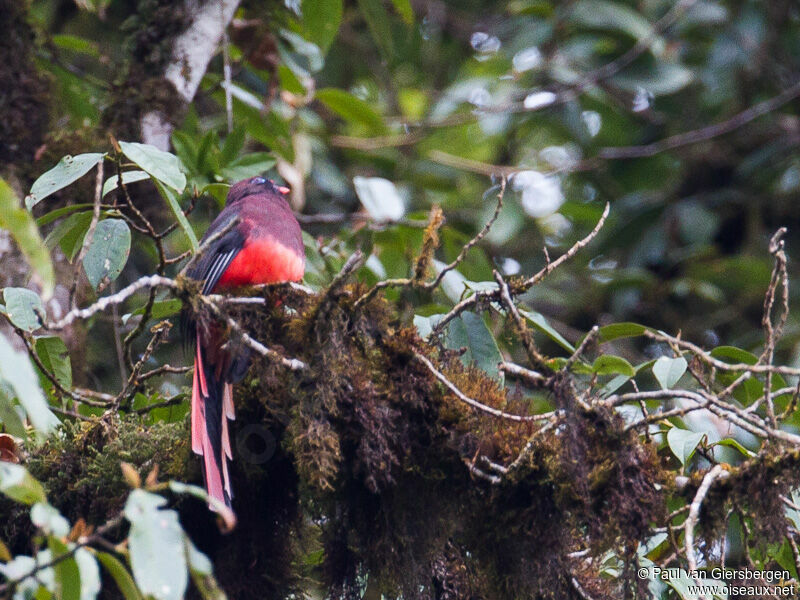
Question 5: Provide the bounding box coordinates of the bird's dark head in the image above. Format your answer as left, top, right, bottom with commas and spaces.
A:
226, 177, 291, 205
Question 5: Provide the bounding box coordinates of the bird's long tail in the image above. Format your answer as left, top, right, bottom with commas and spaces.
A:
191, 334, 236, 509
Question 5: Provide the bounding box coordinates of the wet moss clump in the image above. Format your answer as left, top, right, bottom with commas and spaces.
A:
5, 283, 670, 599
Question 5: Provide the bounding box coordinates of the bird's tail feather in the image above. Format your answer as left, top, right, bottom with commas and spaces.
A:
191, 336, 235, 509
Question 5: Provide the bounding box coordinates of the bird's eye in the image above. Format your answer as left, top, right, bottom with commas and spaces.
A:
251, 177, 267, 185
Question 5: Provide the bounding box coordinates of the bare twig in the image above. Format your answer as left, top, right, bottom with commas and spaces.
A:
48, 275, 179, 330
685, 465, 728, 572
414, 350, 549, 422
598, 80, 800, 160
432, 203, 610, 336
493, 269, 549, 369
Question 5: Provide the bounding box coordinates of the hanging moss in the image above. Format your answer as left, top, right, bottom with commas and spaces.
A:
5, 284, 671, 599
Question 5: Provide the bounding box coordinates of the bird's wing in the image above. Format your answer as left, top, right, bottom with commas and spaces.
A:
185, 215, 246, 294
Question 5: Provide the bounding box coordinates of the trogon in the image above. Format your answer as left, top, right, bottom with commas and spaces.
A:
184, 176, 304, 509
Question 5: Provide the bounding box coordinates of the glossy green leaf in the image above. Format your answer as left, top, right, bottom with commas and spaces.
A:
153, 180, 199, 251
45, 211, 94, 261
710, 345, 758, 365
596, 322, 647, 342
353, 176, 406, 221
0, 462, 47, 504
119, 142, 186, 193
36, 203, 96, 227
35, 336, 73, 389
666, 427, 705, 465
26, 153, 104, 209
3, 287, 45, 331
83, 219, 131, 289
0, 180, 55, 299
712, 438, 756, 458
445, 312, 503, 379
520, 309, 576, 353
95, 551, 145, 600
301, 0, 343, 53
316, 88, 386, 132
591, 355, 635, 377
124, 489, 188, 600
102, 170, 151, 197
0, 331, 60, 435
652, 356, 687, 390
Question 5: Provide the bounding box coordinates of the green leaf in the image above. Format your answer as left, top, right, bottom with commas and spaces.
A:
219, 126, 246, 165
153, 180, 199, 251
520, 309, 576, 353
353, 176, 406, 221
35, 336, 73, 389
571, 0, 656, 43
652, 356, 687, 390
316, 88, 386, 133
301, 0, 343, 53
356, 0, 395, 60
666, 427, 705, 465
31, 502, 70, 537
0, 384, 27, 438
122, 299, 182, 325
0, 462, 47, 504
712, 438, 756, 458
591, 355, 635, 377
124, 489, 188, 600
82, 219, 131, 289
0, 180, 56, 299
95, 551, 145, 600
102, 170, 151, 197
118, 142, 186, 193
710, 345, 758, 365
26, 153, 104, 209
45, 211, 94, 262
3, 287, 45, 331
220, 152, 277, 182
36, 203, 96, 227
0, 331, 60, 435
445, 312, 503, 379
201, 183, 230, 208
596, 322, 647, 342
48, 536, 81, 600
390, 0, 414, 23
52, 34, 100, 56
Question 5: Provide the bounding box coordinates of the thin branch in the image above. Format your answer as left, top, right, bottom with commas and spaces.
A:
432, 203, 610, 336
48, 275, 178, 330
598, 79, 800, 160
493, 269, 549, 369
685, 465, 728, 572
413, 350, 549, 422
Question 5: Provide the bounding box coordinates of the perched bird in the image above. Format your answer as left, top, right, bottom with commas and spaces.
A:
184, 177, 304, 509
